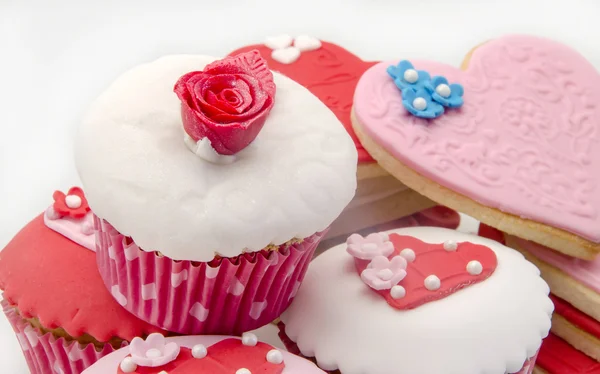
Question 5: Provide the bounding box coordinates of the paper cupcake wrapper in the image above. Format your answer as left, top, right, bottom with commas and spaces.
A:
2, 300, 123, 374
95, 216, 324, 335
277, 322, 538, 374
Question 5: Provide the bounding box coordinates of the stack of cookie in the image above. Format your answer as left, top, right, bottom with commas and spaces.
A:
350, 34, 600, 372
229, 36, 435, 239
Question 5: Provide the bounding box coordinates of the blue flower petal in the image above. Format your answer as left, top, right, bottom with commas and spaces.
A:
428, 77, 465, 108
450, 83, 464, 97
401, 88, 444, 119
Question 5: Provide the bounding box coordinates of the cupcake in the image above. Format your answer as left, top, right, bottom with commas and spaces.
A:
75, 51, 357, 335
279, 226, 553, 374
82, 332, 326, 374
0, 187, 164, 374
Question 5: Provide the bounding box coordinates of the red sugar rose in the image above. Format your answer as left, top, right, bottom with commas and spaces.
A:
174, 50, 276, 155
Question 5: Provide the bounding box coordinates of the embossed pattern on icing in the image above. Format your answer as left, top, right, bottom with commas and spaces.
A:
354, 35, 600, 242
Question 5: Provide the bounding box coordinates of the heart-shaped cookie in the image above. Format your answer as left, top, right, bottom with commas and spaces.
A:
352, 35, 600, 259
229, 40, 378, 164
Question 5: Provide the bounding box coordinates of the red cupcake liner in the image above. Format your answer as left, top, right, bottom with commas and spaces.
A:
277, 322, 538, 374
2, 300, 123, 374
94, 216, 324, 335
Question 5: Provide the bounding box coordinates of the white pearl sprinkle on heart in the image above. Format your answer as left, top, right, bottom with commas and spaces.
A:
271, 47, 301, 64
236, 369, 251, 374
443, 240, 458, 251
293, 35, 322, 52
192, 344, 207, 359
399, 248, 416, 262
390, 285, 406, 299
65, 195, 82, 209
424, 275, 441, 291
119, 357, 137, 373
467, 260, 483, 275
241, 332, 258, 346
264, 34, 293, 50
266, 349, 284, 364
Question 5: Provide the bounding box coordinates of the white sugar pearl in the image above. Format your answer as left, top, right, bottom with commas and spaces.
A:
119, 357, 137, 373
192, 344, 207, 359
236, 369, 251, 374
158, 371, 168, 374
390, 285, 406, 299
65, 195, 82, 209
467, 260, 483, 275
403, 69, 419, 83
412, 97, 427, 111
241, 332, 258, 346
443, 240, 458, 251
435, 83, 451, 98
146, 348, 161, 358
399, 248, 416, 262
424, 275, 441, 291
266, 349, 284, 364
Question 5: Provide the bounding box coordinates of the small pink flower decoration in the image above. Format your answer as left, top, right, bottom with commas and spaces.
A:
346, 232, 394, 260
129, 333, 180, 367
361, 255, 408, 290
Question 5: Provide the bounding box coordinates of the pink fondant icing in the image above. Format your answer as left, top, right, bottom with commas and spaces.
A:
43, 206, 95, 251
354, 35, 600, 243
516, 237, 600, 293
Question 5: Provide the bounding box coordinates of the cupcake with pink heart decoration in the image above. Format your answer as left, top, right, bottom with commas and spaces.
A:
75, 51, 357, 334
278, 226, 553, 374
82, 332, 325, 374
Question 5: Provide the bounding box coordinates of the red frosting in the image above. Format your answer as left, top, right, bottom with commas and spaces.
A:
551, 294, 600, 340
537, 333, 600, 373
413, 206, 461, 229
228, 41, 377, 163
0, 214, 162, 342
174, 50, 276, 155
353, 234, 497, 309
117, 339, 284, 374
53, 187, 90, 218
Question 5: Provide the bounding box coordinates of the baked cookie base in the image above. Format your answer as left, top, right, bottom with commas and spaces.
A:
352, 109, 600, 260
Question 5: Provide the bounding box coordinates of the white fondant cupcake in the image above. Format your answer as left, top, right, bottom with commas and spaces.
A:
75, 51, 357, 334
82, 333, 326, 374
279, 227, 553, 374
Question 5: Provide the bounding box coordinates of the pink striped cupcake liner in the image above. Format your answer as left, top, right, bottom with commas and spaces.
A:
2, 300, 123, 374
276, 322, 539, 374
94, 216, 324, 335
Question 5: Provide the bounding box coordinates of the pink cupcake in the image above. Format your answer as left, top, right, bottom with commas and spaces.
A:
82, 332, 326, 374
278, 226, 553, 374
75, 51, 357, 334
0, 187, 164, 374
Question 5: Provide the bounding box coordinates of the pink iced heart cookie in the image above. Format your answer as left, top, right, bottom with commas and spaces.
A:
352, 34, 600, 259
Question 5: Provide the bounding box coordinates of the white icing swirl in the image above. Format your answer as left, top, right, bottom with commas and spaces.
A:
75, 55, 357, 261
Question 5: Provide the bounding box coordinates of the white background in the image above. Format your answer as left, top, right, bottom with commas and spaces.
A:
1, 0, 599, 371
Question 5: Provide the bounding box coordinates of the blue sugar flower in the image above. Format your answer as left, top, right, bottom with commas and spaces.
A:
425, 76, 464, 108
387, 60, 431, 90
401, 88, 444, 119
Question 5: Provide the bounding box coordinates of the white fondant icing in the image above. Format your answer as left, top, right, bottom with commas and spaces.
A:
241, 332, 258, 347
183, 135, 236, 164
65, 195, 82, 209
412, 97, 427, 111
265, 34, 293, 50
191, 344, 207, 359
443, 240, 458, 251
119, 357, 137, 373
293, 35, 321, 52
399, 248, 416, 262
267, 349, 284, 364
280, 227, 553, 374
271, 47, 301, 64
424, 275, 441, 291
390, 285, 406, 299
435, 83, 451, 98
43, 208, 95, 251
76, 55, 356, 261
467, 260, 483, 275
403, 69, 418, 83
